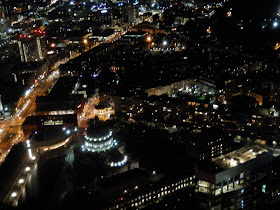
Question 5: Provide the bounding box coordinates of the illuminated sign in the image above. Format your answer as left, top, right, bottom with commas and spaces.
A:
43, 120, 63, 125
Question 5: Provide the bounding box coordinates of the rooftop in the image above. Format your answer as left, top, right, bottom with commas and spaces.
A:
86, 125, 111, 139
33, 127, 69, 147
212, 145, 269, 169
123, 31, 147, 38
48, 76, 78, 97
22, 114, 77, 126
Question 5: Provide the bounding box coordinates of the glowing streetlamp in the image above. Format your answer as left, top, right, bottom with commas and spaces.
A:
83, 39, 88, 44
163, 40, 167, 46
146, 36, 152, 42
274, 21, 278, 28
51, 43, 56, 48
206, 26, 211, 34
11, 192, 17, 198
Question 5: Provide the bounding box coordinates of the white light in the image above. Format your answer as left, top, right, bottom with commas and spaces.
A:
18, 179, 24, 184
163, 41, 167, 46
274, 21, 278, 27
66, 130, 71, 135
11, 192, 17, 198
26, 140, 30, 148
25, 167, 31, 172
31, 156, 36, 160
25, 89, 31, 97
28, 148, 32, 158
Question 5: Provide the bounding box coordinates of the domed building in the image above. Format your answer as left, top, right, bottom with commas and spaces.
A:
78, 120, 139, 178
107, 150, 128, 168
83, 125, 115, 153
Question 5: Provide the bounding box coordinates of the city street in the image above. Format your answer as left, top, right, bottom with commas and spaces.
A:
0, 21, 136, 164
0, 70, 60, 164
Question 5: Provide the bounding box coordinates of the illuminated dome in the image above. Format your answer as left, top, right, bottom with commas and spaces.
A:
83, 125, 116, 153
107, 149, 128, 168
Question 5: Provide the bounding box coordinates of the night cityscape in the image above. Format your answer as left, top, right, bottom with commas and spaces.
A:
1, 0, 280, 209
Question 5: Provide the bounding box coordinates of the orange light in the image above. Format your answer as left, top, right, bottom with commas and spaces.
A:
146, 36, 152, 42
206, 27, 211, 34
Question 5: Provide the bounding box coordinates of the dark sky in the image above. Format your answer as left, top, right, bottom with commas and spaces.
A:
230, 0, 280, 19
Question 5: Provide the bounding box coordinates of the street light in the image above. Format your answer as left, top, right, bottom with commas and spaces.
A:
11, 192, 17, 198
146, 36, 152, 42
163, 40, 167, 46
83, 39, 88, 44
51, 43, 56, 48
274, 21, 278, 28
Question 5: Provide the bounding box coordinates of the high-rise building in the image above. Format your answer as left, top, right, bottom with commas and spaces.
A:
17, 35, 47, 62
0, 5, 10, 19
126, 5, 136, 24
187, 127, 239, 161
196, 145, 272, 209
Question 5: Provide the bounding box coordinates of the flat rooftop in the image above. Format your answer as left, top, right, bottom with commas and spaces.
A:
212, 145, 269, 169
